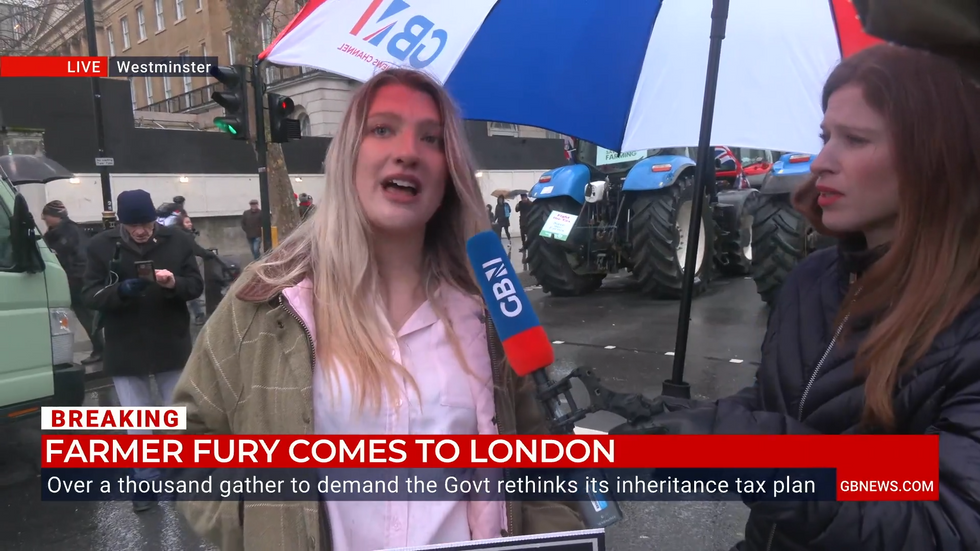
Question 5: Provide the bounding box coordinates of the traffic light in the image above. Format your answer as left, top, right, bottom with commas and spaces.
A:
267, 93, 303, 143
209, 65, 249, 140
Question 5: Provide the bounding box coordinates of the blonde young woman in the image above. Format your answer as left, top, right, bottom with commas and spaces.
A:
171, 68, 584, 551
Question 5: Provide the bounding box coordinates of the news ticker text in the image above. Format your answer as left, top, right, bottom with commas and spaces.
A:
43, 467, 936, 503
0, 56, 219, 78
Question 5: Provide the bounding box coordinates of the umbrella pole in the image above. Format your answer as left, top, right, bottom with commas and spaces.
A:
663, 0, 731, 399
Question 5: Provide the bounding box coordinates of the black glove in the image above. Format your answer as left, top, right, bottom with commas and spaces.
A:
118, 278, 150, 298
609, 403, 717, 436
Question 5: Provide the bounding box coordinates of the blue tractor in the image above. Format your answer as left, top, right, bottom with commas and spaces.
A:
748, 152, 837, 305
524, 140, 762, 298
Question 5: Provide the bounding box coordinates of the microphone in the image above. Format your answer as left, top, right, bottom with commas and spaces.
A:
466, 230, 623, 529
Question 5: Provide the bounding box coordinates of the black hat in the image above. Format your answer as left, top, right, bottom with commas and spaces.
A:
117, 190, 157, 225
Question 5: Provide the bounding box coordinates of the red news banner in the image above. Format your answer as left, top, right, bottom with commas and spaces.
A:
41, 433, 939, 501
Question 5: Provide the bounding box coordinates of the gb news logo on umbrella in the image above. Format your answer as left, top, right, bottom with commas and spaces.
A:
259, 0, 490, 81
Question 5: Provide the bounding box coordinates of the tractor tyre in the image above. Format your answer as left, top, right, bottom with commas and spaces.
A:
713, 189, 761, 276
524, 197, 605, 296
629, 175, 714, 299
749, 194, 821, 306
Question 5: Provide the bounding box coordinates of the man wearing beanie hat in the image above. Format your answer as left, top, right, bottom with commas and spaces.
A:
40, 200, 104, 364
80, 189, 204, 512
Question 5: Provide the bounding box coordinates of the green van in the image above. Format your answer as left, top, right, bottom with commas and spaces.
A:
0, 164, 85, 423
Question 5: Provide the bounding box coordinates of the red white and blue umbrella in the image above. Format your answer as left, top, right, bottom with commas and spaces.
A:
260, 0, 880, 390
261, 0, 880, 156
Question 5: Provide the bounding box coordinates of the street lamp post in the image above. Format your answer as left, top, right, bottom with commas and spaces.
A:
82, 0, 115, 230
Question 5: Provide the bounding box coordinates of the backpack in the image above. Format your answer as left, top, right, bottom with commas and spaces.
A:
504, 203, 511, 218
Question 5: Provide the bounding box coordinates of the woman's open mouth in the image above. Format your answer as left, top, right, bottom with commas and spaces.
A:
382, 178, 419, 197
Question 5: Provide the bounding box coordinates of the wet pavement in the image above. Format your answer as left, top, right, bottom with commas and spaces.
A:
1, 265, 767, 551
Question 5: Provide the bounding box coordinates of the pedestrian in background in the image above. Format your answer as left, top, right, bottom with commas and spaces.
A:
81, 189, 204, 513
156, 195, 186, 227
515, 193, 532, 253
177, 214, 217, 325
298, 193, 316, 219
494, 195, 511, 239
40, 200, 103, 365
241, 199, 262, 260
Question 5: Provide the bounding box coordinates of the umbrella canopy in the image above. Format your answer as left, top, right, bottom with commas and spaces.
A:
0, 154, 74, 185
491, 189, 529, 199
261, 0, 881, 156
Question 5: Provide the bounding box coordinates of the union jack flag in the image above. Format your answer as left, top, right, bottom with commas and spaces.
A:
563, 135, 576, 162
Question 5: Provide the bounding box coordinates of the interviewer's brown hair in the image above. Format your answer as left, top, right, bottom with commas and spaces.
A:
792, 44, 980, 431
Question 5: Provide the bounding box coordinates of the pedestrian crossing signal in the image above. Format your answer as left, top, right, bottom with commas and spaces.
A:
267, 93, 303, 144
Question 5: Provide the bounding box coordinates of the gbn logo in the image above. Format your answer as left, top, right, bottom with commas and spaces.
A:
482, 258, 523, 318
351, 0, 448, 69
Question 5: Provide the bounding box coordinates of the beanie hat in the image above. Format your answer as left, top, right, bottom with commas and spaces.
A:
42, 200, 67, 218
117, 190, 157, 225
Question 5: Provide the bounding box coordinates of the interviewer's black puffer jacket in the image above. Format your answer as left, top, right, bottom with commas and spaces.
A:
653, 240, 980, 550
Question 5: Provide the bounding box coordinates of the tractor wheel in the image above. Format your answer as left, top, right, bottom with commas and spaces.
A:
524, 197, 605, 296
713, 189, 761, 276
749, 194, 811, 306
629, 175, 714, 299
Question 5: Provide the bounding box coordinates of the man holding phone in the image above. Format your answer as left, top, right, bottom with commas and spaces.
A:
80, 189, 204, 513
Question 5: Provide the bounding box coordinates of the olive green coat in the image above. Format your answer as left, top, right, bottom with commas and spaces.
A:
170, 278, 584, 551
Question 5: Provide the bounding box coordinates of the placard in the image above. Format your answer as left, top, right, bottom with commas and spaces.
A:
595, 147, 647, 166
540, 211, 578, 241
385, 528, 605, 551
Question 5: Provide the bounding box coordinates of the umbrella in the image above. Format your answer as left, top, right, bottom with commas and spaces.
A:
491, 189, 529, 199
0, 154, 74, 185
260, 0, 880, 396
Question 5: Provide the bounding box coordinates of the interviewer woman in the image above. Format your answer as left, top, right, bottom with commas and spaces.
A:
170, 68, 583, 551
623, 44, 980, 550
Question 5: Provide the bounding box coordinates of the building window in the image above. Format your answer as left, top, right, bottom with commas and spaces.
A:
227, 33, 235, 63
196, 0, 202, 10
129, 77, 137, 109
145, 77, 154, 104
155, 0, 165, 30
136, 7, 147, 40
175, 0, 185, 20
299, 114, 312, 136
163, 76, 172, 99
121, 17, 131, 49
487, 122, 519, 137
180, 50, 192, 93
106, 26, 115, 56
261, 18, 273, 46
201, 42, 207, 58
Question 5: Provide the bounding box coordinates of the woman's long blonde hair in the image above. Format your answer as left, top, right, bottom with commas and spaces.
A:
242, 68, 490, 411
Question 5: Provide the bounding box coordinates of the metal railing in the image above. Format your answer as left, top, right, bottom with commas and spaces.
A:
140, 83, 218, 114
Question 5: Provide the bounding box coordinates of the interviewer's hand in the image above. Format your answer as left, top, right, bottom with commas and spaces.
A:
609, 405, 716, 436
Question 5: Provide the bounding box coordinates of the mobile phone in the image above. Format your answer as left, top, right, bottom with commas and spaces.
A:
135, 260, 156, 283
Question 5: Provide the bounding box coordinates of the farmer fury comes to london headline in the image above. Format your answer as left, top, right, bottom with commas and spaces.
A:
0, 56, 219, 78
44, 435, 615, 468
